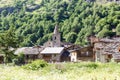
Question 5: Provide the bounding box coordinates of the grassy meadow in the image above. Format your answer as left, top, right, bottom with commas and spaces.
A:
0, 62, 120, 80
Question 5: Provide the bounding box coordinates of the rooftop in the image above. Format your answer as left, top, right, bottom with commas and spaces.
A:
40, 47, 64, 54
14, 47, 43, 55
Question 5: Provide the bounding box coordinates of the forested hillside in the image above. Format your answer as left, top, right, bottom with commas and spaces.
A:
0, 0, 120, 46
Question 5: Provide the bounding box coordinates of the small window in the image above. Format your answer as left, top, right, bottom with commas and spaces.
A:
54, 54, 57, 57
86, 52, 89, 56
54, 37, 56, 40
108, 55, 112, 59
26, 55, 29, 59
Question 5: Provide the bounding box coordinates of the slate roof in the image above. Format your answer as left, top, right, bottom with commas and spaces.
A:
14, 47, 43, 55
40, 47, 64, 54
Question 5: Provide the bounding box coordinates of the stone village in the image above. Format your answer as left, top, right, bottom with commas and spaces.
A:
2, 25, 120, 63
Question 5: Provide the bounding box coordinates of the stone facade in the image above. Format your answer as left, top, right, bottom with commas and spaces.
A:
90, 36, 120, 62
67, 45, 94, 62
52, 25, 61, 47
43, 40, 52, 47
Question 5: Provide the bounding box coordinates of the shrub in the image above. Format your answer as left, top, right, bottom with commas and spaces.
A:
76, 62, 98, 69
85, 63, 98, 69
22, 60, 48, 70
12, 53, 25, 65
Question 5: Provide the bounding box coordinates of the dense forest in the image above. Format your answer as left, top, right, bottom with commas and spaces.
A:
0, 0, 120, 46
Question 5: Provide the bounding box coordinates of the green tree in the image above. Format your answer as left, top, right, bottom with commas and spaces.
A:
0, 27, 20, 63
65, 32, 77, 43
116, 24, 120, 35
97, 28, 111, 38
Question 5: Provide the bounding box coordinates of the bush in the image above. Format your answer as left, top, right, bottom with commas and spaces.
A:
85, 63, 98, 69
12, 53, 25, 65
76, 62, 98, 69
22, 60, 48, 70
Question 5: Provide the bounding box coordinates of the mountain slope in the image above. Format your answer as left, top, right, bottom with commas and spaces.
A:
0, 0, 120, 46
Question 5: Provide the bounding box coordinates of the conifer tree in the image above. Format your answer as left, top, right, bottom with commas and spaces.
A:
0, 27, 20, 63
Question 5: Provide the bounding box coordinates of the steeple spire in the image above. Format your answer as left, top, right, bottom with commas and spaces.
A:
53, 24, 59, 34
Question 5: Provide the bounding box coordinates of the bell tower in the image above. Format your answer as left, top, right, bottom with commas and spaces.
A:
52, 24, 61, 47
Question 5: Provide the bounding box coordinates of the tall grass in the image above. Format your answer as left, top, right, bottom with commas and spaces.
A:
0, 62, 120, 80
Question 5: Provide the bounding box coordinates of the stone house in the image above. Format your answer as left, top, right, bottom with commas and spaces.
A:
90, 36, 120, 62
79, 46, 95, 61
40, 47, 70, 62
40, 25, 71, 62
67, 44, 94, 62
69, 49, 79, 62
14, 46, 43, 63
67, 45, 81, 62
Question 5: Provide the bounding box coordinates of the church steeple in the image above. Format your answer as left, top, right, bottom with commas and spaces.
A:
53, 24, 59, 34
52, 24, 61, 47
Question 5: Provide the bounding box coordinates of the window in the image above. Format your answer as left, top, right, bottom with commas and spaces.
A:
43, 54, 51, 58
54, 54, 57, 57
26, 55, 29, 59
86, 52, 89, 56
54, 37, 56, 40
